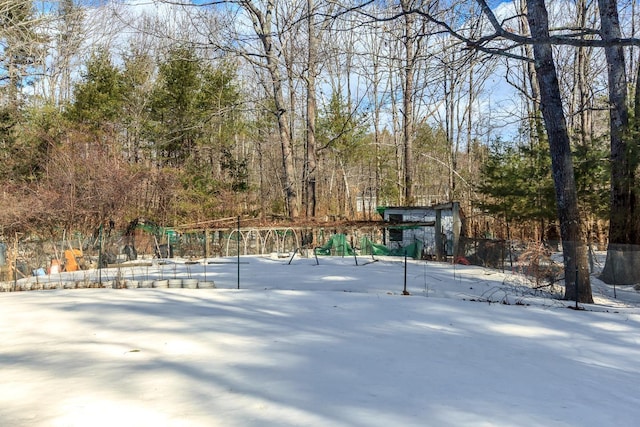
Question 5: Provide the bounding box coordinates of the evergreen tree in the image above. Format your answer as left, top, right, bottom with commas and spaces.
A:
317, 92, 367, 161
10, 104, 66, 181
0, 0, 46, 181
121, 47, 155, 163
477, 136, 556, 238
573, 139, 610, 222
0, 104, 20, 180
67, 49, 125, 131
150, 46, 202, 165
149, 46, 245, 220
183, 61, 246, 219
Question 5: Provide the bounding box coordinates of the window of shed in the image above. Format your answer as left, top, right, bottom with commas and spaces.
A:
389, 228, 403, 241
389, 214, 403, 222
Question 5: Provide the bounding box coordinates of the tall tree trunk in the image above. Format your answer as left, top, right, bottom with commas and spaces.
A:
526, 0, 593, 303
304, 0, 318, 218
400, 0, 415, 205
243, 0, 299, 219
569, 0, 590, 146
388, 52, 404, 205
442, 45, 457, 201
599, 0, 639, 284
513, 0, 547, 155
635, 52, 640, 125
57, 0, 84, 106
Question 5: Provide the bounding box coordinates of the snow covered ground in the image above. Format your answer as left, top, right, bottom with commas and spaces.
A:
2, 254, 640, 426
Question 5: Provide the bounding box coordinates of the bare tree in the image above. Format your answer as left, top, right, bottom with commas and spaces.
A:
356, 4, 392, 214
304, 0, 319, 218
399, 0, 417, 204
231, 0, 300, 218
1, 0, 46, 109
48, 0, 85, 106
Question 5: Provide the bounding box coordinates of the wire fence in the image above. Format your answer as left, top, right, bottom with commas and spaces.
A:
0, 225, 623, 294
0, 226, 378, 286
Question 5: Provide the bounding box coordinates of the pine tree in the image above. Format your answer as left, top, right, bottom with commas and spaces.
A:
477, 136, 556, 238
67, 49, 124, 131
150, 46, 202, 165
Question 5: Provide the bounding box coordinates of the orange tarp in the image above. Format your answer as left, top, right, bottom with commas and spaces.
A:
64, 249, 83, 272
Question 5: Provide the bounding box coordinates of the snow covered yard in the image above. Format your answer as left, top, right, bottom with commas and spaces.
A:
1, 256, 639, 426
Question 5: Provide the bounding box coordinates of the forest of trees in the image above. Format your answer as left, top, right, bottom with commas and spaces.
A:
1, 0, 640, 300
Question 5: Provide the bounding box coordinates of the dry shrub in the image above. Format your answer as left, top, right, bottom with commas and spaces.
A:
0, 183, 52, 235
37, 131, 142, 233
517, 242, 560, 287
